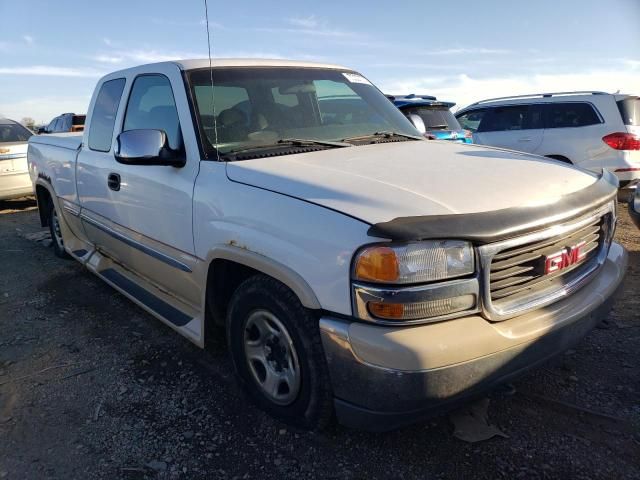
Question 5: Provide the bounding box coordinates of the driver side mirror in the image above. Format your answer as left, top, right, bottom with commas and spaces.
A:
114, 129, 185, 167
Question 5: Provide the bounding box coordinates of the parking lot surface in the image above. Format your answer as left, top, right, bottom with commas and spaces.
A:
0, 199, 639, 480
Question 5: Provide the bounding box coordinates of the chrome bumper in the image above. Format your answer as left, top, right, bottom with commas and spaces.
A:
320, 242, 628, 431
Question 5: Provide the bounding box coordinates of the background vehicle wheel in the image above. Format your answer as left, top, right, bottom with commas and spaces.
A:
226, 274, 333, 429
49, 204, 70, 259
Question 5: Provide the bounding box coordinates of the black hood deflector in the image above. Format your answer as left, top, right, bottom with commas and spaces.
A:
367, 169, 618, 244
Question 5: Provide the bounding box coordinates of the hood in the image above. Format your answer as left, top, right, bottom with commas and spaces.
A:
226, 141, 598, 225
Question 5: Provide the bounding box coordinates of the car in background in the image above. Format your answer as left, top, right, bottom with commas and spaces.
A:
456, 91, 640, 188
38, 113, 86, 134
388, 94, 473, 143
0, 118, 33, 200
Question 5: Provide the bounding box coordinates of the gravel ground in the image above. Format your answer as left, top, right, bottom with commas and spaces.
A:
0, 198, 638, 480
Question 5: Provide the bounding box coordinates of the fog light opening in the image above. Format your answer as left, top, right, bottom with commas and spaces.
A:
367, 294, 476, 321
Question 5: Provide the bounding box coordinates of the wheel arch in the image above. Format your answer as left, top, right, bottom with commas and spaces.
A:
544, 154, 573, 164
34, 180, 56, 227
203, 245, 322, 330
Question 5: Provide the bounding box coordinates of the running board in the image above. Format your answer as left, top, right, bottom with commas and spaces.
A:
98, 268, 193, 327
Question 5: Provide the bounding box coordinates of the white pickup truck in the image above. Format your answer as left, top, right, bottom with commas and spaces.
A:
28, 59, 628, 431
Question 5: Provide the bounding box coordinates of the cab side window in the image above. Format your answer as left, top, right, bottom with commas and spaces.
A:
88, 78, 126, 152
123, 75, 182, 150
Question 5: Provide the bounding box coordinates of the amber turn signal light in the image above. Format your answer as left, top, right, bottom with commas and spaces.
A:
353, 246, 399, 283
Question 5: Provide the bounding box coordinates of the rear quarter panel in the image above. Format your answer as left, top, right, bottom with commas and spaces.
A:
28, 135, 82, 204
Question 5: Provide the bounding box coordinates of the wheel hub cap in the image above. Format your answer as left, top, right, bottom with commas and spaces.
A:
243, 310, 301, 405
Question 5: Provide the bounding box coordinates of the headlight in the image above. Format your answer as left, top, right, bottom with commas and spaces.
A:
353, 240, 474, 284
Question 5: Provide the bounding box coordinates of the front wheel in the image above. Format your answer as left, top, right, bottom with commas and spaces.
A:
226, 275, 333, 429
49, 204, 70, 259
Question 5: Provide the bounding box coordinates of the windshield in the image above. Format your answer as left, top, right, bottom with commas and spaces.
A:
187, 67, 420, 158
402, 106, 461, 130
0, 122, 33, 143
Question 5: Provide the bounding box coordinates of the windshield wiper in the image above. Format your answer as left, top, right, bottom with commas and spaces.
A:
426, 124, 449, 131
341, 131, 424, 143
220, 138, 351, 160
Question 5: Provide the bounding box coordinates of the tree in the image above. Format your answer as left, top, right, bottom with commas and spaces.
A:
20, 117, 35, 129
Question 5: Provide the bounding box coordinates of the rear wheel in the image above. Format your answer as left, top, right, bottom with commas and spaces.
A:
226, 274, 333, 429
49, 204, 70, 259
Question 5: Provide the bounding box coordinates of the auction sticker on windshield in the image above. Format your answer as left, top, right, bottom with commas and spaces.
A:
342, 72, 372, 85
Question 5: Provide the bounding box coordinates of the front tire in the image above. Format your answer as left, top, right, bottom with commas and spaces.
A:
49, 204, 70, 259
226, 275, 333, 429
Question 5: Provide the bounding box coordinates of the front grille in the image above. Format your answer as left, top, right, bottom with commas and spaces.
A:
479, 203, 614, 321
489, 216, 604, 301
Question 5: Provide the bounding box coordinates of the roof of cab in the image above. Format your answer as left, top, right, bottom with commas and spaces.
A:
176, 58, 351, 71
100, 58, 355, 83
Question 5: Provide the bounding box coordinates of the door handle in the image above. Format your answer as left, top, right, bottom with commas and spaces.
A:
107, 173, 121, 191
518, 137, 532, 142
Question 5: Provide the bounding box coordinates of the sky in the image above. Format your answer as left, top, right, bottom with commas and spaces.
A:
0, 0, 638, 123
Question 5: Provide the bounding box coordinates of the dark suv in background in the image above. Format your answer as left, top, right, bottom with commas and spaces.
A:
38, 113, 86, 134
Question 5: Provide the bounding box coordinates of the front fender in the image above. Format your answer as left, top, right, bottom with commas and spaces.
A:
194, 163, 372, 316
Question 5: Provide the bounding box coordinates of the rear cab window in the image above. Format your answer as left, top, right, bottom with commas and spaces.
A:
88, 78, 126, 152
617, 97, 640, 126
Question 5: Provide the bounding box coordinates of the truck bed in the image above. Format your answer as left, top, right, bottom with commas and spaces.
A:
28, 133, 83, 205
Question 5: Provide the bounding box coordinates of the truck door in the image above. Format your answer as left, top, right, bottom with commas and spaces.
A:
473, 104, 544, 154
77, 64, 202, 310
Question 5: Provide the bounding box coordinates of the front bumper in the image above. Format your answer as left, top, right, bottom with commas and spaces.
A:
320, 242, 628, 431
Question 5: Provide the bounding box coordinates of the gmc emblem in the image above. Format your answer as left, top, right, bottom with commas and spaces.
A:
544, 241, 587, 274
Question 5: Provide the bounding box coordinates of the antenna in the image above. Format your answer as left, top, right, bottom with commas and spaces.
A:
203, 0, 220, 161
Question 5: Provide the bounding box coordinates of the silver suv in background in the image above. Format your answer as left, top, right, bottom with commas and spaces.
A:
456, 92, 640, 188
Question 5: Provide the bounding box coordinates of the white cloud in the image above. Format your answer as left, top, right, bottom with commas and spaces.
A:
22, 35, 34, 45
424, 48, 512, 56
103, 37, 113, 47
287, 15, 319, 28
0, 95, 92, 124
622, 59, 640, 69
254, 26, 360, 39
94, 55, 123, 64
94, 49, 205, 65
380, 70, 640, 111
0, 65, 106, 78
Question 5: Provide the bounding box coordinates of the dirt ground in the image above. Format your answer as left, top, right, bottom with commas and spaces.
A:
0, 198, 638, 480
